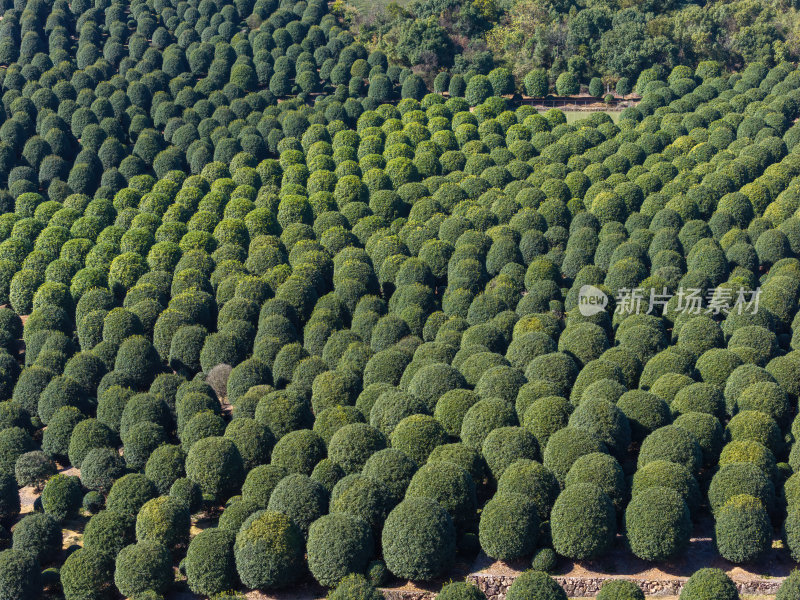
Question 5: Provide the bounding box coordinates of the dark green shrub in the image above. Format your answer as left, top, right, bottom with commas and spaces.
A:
434, 389, 479, 438
328, 573, 384, 600
12, 512, 61, 563
479, 491, 539, 560
234, 510, 304, 590
106, 473, 158, 516
0, 549, 43, 600
307, 513, 374, 587
144, 445, 185, 495
135, 496, 190, 549
185, 528, 237, 596
267, 474, 328, 536
390, 414, 449, 465
41, 473, 82, 521
542, 426, 607, 485
82, 510, 136, 559
406, 461, 476, 529
381, 497, 456, 581
596, 580, 645, 600
122, 421, 168, 471
330, 473, 392, 534
271, 429, 326, 475
242, 465, 289, 510
83, 491, 104, 514
114, 540, 172, 597
505, 570, 567, 600
80, 447, 125, 494
631, 460, 701, 515
531, 547, 557, 573
625, 486, 691, 561
638, 425, 703, 475
616, 390, 671, 443
68, 418, 116, 468
60, 547, 114, 600
714, 494, 771, 563
482, 426, 539, 481
224, 418, 274, 471
777, 570, 800, 600
460, 398, 517, 450
38, 376, 87, 425
0, 427, 35, 476
551, 483, 616, 560
361, 447, 418, 505
407, 363, 467, 411
218, 499, 260, 533
170, 477, 203, 514
328, 423, 386, 475
565, 452, 626, 512
186, 436, 245, 501
14, 451, 56, 489
369, 389, 428, 437
437, 581, 487, 600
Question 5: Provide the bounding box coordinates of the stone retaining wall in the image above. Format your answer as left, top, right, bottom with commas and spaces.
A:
383, 573, 784, 599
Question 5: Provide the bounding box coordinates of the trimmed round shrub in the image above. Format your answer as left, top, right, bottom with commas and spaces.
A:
0, 427, 35, 477
568, 397, 631, 457
307, 513, 374, 587
433, 389, 479, 437
83, 510, 136, 559
482, 426, 539, 481
505, 570, 568, 600
631, 460, 701, 515
406, 461, 477, 529
714, 494, 771, 563
14, 451, 56, 489
497, 459, 559, 521
185, 528, 237, 596
80, 447, 126, 494
479, 491, 539, 560
328, 423, 387, 475
267, 474, 328, 536
242, 464, 289, 510
68, 418, 116, 468
390, 414, 449, 465
186, 436, 244, 501
271, 429, 326, 475
542, 426, 607, 485
596, 580, 645, 600
460, 398, 517, 450
106, 473, 158, 516
407, 363, 467, 411
114, 540, 172, 597
144, 445, 185, 496
437, 581, 487, 600
60, 547, 114, 600
361, 447, 418, 505
12, 512, 61, 563
135, 496, 190, 549
565, 452, 626, 512
0, 549, 43, 600
41, 473, 82, 521
381, 497, 456, 581
678, 568, 738, 600
625, 486, 691, 561
329, 573, 384, 600
638, 425, 703, 475
551, 483, 616, 560
234, 510, 305, 590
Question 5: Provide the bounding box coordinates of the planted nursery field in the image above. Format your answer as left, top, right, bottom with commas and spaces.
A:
1, 0, 800, 598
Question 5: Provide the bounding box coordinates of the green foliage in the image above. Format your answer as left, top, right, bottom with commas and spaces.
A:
479, 491, 539, 560
41, 473, 82, 521
234, 510, 305, 590
381, 497, 456, 581
624, 486, 691, 561
114, 541, 173, 597
551, 483, 616, 560
505, 570, 567, 600
307, 513, 374, 587
185, 528, 237, 597
714, 494, 771, 563
678, 568, 738, 600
